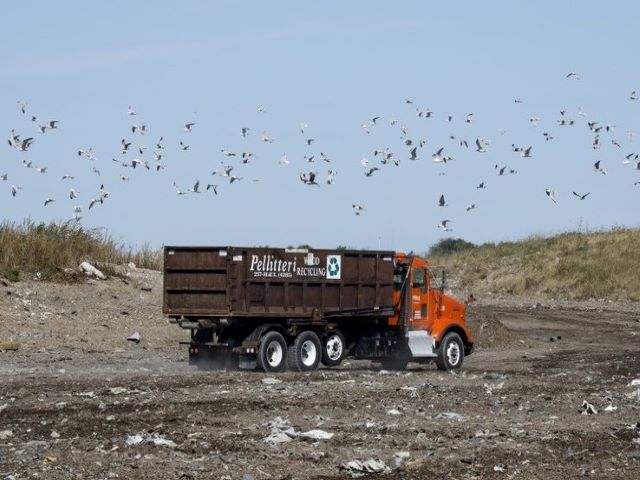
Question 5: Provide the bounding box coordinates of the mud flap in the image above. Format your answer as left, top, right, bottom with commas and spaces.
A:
407, 330, 437, 358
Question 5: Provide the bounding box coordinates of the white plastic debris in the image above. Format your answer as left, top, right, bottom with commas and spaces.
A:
127, 262, 136, 270
435, 412, 465, 421
494, 464, 506, 472
386, 408, 402, 416
263, 431, 293, 444
340, 459, 390, 475
604, 404, 618, 412
50, 431, 60, 439
127, 332, 141, 344
630, 378, 640, 386
0, 430, 13, 440
125, 432, 176, 448
298, 429, 334, 440
580, 400, 598, 415
79, 261, 106, 280
109, 387, 129, 395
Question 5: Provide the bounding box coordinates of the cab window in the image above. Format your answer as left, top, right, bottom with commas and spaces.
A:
393, 263, 408, 290
413, 268, 426, 293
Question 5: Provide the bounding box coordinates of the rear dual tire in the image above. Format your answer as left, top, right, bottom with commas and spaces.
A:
287, 330, 322, 372
257, 331, 288, 373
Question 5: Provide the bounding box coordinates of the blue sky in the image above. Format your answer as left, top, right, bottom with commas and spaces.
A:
1, 1, 638, 252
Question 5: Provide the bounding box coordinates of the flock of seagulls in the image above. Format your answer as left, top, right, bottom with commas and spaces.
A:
4, 73, 639, 235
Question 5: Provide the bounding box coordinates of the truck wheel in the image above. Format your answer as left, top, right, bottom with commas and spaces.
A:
321, 330, 346, 367
257, 331, 287, 373
287, 331, 321, 372
436, 332, 464, 371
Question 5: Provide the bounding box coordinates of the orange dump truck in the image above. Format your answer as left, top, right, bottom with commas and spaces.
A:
163, 246, 473, 372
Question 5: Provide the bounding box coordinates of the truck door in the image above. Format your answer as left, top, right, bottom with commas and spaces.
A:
410, 267, 430, 330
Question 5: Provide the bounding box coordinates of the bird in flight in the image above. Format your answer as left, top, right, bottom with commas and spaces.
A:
572, 191, 590, 200
545, 188, 558, 204
184, 123, 196, 133
352, 204, 365, 215
437, 220, 452, 231
521, 146, 532, 158
438, 194, 447, 207
466, 204, 477, 212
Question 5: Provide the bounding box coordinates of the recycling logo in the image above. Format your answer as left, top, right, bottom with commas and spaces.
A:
326, 255, 341, 280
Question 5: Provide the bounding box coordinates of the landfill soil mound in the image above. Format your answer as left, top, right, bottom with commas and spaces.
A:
465, 307, 518, 349
1, 270, 640, 479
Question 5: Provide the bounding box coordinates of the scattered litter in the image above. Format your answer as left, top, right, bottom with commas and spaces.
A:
125, 432, 177, 448
630, 379, 640, 386
394, 451, 410, 467
299, 429, 334, 440
76, 391, 96, 398
604, 404, 618, 412
263, 431, 293, 444
340, 459, 390, 476
0, 403, 8, 413
127, 331, 141, 344
0, 430, 13, 440
580, 401, 598, 415
79, 261, 106, 280
50, 431, 60, 439
43, 454, 57, 464
386, 408, 402, 416
261, 377, 282, 385
494, 464, 506, 472
378, 370, 390, 375
127, 262, 136, 269
109, 387, 129, 395
435, 412, 465, 421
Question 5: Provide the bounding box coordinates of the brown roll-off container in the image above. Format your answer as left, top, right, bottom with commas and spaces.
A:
163, 246, 396, 319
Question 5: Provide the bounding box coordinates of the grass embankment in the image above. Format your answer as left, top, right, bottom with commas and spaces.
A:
0, 220, 161, 282
428, 229, 640, 301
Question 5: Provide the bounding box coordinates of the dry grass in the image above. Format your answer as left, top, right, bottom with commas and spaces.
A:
0, 220, 162, 282
429, 228, 640, 301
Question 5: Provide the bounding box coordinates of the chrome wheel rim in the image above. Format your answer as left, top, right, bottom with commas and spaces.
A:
266, 340, 283, 367
325, 335, 343, 361
301, 340, 318, 367
446, 341, 460, 366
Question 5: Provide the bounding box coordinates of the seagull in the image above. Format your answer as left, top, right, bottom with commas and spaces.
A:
220, 148, 235, 157
466, 204, 477, 212
153, 152, 164, 161
300, 123, 308, 134
475, 138, 486, 153
364, 167, 380, 177
184, 123, 196, 133
565, 71, 580, 79
300, 171, 319, 186
18, 100, 27, 114
240, 152, 253, 164
23, 160, 33, 168
0, 173, 6, 181
120, 175, 130, 181
409, 147, 418, 160
543, 132, 554, 141
261, 131, 273, 143
465, 113, 473, 124
432, 147, 445, 162
476, 181, 486, 189
179, 141, 190, 150
47, 120, 59, 129
44, 198, 55, 206
173, 182, 188, 195
69, 189, 79, 199
326, 170, 337, 184
229, 174, 243, 184
127, 106, 136, 116
241, 127, 250, 137
437, 194, 447, 207
206, 184, 218, 194
11, 185, 22, 197
279, 154, 289, 165
257, 106, 266, 113
156, 137, 164, 149
572, 191, 590, 200
121, 139, 132, 152
190, 180, 201, 193
631, 91, 638, 101
62, 175, 75, 180
496, 165, 507, 176
304, 155, 315, 163
131, 124, 146, 134
521, 146, 532, 158
593, 160, 606, 174
16, 137, 34, 152
305, 138, 315, 146
35, 166, 47, 174
545, 188, 558, 204
529, 117, 539, 127
352, 204, 365, 215
437, 220, 452, 231
88, 198, 102, 209
320, 152, 331, 163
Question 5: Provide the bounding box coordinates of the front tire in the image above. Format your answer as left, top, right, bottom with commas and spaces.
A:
287, 331, 322, 372
436, 332, 464, 371
257, 331, 288, 373
321, 330, 346, 367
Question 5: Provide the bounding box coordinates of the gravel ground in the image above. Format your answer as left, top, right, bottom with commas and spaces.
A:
1, 270, 639, 479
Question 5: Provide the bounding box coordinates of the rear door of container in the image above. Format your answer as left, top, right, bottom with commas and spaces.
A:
163, 246, 230, 316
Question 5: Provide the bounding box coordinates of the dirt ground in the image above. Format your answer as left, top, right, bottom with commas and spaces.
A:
1, 269, 639, 479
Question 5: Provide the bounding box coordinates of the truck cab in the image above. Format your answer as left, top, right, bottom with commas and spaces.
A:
388, 253, 474, 369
